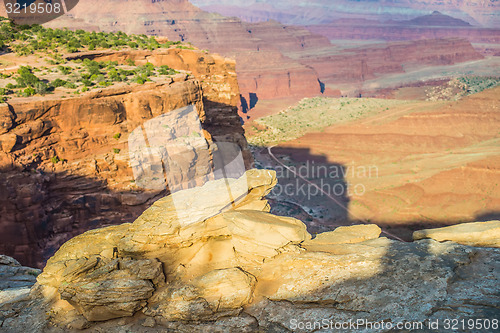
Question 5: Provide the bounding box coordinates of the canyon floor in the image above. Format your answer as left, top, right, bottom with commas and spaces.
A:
246, 86, 500, 240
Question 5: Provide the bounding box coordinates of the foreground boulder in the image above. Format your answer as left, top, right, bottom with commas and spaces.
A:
33, 169, 311, 326
1, 169, 499, 332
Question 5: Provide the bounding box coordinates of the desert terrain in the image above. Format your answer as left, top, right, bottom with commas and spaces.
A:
247, 85, 500, 240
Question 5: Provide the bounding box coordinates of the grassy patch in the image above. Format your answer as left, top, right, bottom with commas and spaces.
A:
247, 96, 408, 146
0, 18, 193, 56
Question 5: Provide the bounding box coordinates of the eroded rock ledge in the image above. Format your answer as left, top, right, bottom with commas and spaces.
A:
0, 47, 252, 268
1, 170, 499, 332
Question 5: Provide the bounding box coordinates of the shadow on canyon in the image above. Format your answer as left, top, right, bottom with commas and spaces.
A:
258, 145, 499, 240
1, 144, 499, 331
0, 163, 168, 268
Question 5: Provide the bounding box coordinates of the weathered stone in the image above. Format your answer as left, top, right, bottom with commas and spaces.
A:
0, 255, 21, 267
0, 133, 17, 152
302, 224, 381, 253
142, 317, 156, 328
43, 256, 164, 321
413, 220, 500, 248
0, 255, 41, 290
0, 104, 14, 135
35, 169, 293, 322
247, 238, 498, 333
2, 177, 500, 333
148, 267, 256, 321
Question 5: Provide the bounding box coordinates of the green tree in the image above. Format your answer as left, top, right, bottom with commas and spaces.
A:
15, 66, 40, 88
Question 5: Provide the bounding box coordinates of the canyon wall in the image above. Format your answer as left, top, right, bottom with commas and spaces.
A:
192, 0, 500, 28
69, 48, 251, 160
307, 22, 500, 45
300, 38, 484, 86
0, 49, 250, 268
44, 0, 327, 101
43, 0, 495, 108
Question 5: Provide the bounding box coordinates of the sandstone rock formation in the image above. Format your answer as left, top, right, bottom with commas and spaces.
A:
414, 220, 500, 248
0, 48, 251, 268
0, 254, 41, 331
32, 169, 308, 325
1, 169, 499, 332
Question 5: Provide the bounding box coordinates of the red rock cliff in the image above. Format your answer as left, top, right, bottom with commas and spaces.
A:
0, 49, 251, 267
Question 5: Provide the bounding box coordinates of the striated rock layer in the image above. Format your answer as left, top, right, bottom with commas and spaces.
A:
44, 0, 325, 101
0, 48, 251, 268
1, 169, 499, 332
43, 0, 487, 106
299, 38, 483, 87
307, 21, 500, 45
191, 0, 500, 28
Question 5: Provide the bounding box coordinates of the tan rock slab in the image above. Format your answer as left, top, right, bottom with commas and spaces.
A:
413, 220, 500, 248
302, 224, 381, 252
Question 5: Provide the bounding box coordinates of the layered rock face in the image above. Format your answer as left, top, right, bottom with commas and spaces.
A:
0, 48, 251, 268
191, 0, 500, 28
307, 21, 500, 45
67, 48, 250, 157
1, 169, 499, 332
45, 0, 325, 101
299, 38, 483, 87
45, 0, 491, 107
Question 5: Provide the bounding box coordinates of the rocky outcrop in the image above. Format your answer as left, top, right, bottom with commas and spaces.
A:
0, 255, 40, 291
66, 48, 251, 161
414, 220, 500, 248
55, 257, 164, 322
1, 169, 499, 332
0, 48, 251, 268
302, 224, 382, 253
33, 169, 305, 325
